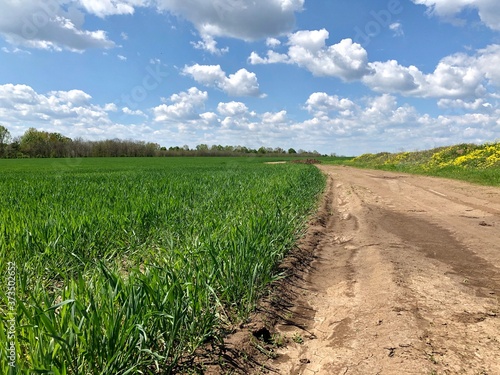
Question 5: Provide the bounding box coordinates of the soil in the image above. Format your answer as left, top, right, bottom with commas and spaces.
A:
203, 166, 500, 375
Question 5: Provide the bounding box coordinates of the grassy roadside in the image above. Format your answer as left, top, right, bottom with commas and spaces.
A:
331, 143, 500, 187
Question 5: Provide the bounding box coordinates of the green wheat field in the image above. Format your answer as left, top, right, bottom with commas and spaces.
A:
0, 157, 325, 374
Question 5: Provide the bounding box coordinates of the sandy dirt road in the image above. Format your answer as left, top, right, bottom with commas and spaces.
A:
263, 165, 500, 375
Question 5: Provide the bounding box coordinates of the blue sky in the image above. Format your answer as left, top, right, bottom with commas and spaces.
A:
1, 0, 500, 155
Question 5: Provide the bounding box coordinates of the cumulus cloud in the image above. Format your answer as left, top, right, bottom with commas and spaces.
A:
182, 64, 262, 97
123, 107, 148, 117
152, 87, 208, 122
250, 27, 500, 102
0, 0, 302, 53
0, 84, 96, 119
362, 94, 400, 121
217, 101, 249, 117
155, 0, 303, 46
77, 0, 148, 18
0, 83, 154, 140
363, 50, 492, 99
363, 60, 421, 93
413, 0, 500, 30
0, 0, 116, 51
305, 92, 356, 116
262, 110, 287, 124
289, 92, 427, 151
476, 44, 500, 86
248, 50, 289, 64
437, 98, 493, 111
250, 29, 370, 81
266, 37, 281, 48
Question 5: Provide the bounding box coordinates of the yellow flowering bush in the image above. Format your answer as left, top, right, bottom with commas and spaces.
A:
384, 152, 410, 165
450, 144, 500, 169
426, 144, 481, 168
351, 142, 500, 171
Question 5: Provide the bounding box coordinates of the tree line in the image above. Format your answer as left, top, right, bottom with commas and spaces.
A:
0, 125, 322, 158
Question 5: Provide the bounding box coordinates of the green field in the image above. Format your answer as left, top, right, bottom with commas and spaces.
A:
0, 157, 325, 374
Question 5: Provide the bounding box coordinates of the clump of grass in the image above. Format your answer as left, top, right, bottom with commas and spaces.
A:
292, 332, 304, 344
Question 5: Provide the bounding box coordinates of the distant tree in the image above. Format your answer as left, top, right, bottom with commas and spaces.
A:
20, 128, 48, 157
196, 144, 209, 151
0, 125, 11, 157
210, 144, 224, 152
288, 148, 297, 154
6, 138, 20, 158
257, 146, 267, 154
234, 145, 248, 153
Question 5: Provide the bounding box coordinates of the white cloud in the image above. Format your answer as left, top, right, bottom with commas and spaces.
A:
0, 1, 115, 51
217, 101, 249, 117
117, 54, 127, 61
123, 107, 148, 117
183, 64, 262, 97
250, 27, 500, 102
152, 87, 208, 122
389, 22, 404, 37
437, 98, 493, 111
1, 46, 31, 54
0, 84, 149, 140
191, 34, 229, 55
413, 0, 500, 30
425, 54, 485, 98
362, 94, 400, 121
182, 64, 226, 86
224, 69, 261, 97
262, 110, 287, 123
251, 29, 370, 81
155, 0, 303, 53
77, 0, 147, 18
266, 37, 281, 48
305, 92, 356, 116
476, 44, 500, 86
363, 50, 491, 99
363, 60, 421, 93
248, 50, 289, 64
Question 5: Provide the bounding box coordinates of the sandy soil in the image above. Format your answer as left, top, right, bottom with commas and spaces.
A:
205, 165, 500, 375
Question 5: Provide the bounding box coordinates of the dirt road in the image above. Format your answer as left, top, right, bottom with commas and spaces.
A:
264, 166, 500, 374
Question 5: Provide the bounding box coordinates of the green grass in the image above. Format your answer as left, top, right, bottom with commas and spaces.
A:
0, 157, 325, 374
